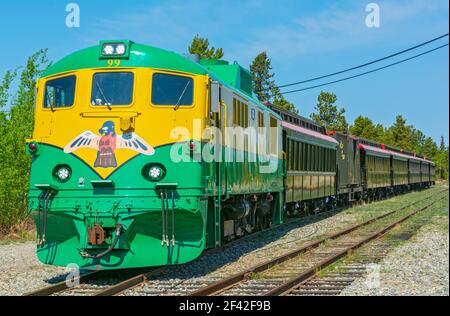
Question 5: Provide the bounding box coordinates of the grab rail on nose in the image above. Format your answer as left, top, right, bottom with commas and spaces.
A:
155, 183, 178, 247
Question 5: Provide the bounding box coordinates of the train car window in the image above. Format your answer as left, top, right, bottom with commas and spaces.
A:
309, 144, 313, 171
312, 146, 316, 171
258, 112, 264, 128
92, 72, 133, 106
330, 149, 333, 171
289, 140, 294, 171
237, 101, 242, 126
329, 149, 332, 172
241, 103, 245, 127
269, 116, 278, 155
318, 147, 322, 171
300, 142, 304, 171
241, 102, 245, 126
304, 143, 308, 171
328, 149, 332, 172
298, 142, 302, 171
298, 142, 303, 171
244, 104, 248, 128
233, 99, 237, 125
316, 146, 319, 171
151, 73, 193, 106
286, 139, 290, 170
326, 149, 329, 171
290, 141, 295, 170
305, 144, 309, 171
308, 144, 311, 171
44, 75, 76, 108
304, 144, 309, 171
312, 145, 316, 171
318, 147, 321, 171
316, 146, 320, 171
287, 140, 291, 170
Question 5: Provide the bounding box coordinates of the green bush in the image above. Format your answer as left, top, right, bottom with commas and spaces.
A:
0, 50, 50, 235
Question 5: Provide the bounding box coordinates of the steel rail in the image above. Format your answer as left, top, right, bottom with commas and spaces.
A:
24, 271, 102, 296
189, 189, 447, 296
92, 268, 166, 296
270, 194, 447, 296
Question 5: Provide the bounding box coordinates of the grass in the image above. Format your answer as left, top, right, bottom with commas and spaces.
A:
0, 215, 36, 245
0, 229, 35, 245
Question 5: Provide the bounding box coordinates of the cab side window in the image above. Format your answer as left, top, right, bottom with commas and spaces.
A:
44, 75, 76, 108
152, 73, 193, 106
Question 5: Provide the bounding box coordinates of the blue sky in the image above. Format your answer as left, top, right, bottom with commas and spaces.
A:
0, 0, 448, 144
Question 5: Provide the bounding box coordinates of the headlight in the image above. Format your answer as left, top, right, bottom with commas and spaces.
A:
101, 42, 127, 56
149, 167, 162, 179
142, 164, 166, 182
53, 165, 72, 183
102, 44, 114, 55
115, 44, 126, 55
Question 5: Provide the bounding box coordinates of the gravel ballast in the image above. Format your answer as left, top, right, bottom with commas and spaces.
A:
0, 242, 66, 296
340, 215, 449, 296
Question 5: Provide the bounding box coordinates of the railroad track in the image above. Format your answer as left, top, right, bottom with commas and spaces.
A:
23, 269, 155, 296
187, 190, 447, 296
286, 215, 431, 296
24, 188, 446, 296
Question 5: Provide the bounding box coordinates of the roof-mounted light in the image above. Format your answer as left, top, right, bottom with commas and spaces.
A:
101, 43, 127, 56
99, 40, 133, 59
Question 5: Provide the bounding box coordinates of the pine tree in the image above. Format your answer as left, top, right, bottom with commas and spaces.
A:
438, 136, 449, 179
249, 52, 297, 113
250, 52, 273, 103
310, 91, 348, 132
188, 35, 224, 60
420, 137, 438, 160
350, 116, 385, 142
384, 115, 417, 152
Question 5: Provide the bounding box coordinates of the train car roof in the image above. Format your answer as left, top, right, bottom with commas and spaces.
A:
357, 140, 433, 164
282, 121, 338, 148
330, 132, 434, 164
358, 144, 391, 158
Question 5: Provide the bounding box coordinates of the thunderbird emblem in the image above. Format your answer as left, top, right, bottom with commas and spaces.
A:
64, 121, 155, 168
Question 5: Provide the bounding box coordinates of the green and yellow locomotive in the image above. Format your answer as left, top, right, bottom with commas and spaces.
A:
26, 40, 284, 270
26, 40, 435, 270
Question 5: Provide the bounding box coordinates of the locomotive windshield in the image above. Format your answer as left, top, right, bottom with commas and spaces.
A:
151, 73, 193, 106
91, 72, 134, 106
43, 75, 76, 108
